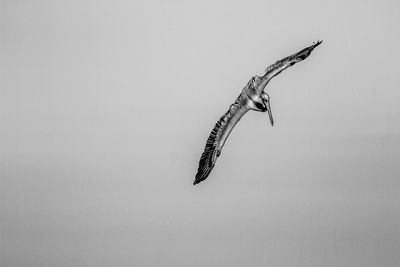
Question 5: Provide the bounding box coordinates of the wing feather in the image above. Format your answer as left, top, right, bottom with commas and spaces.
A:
259, 41, 322, 88
194, 94, 249, 185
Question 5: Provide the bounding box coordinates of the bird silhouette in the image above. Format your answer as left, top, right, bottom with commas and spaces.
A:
194, 41, 322, 185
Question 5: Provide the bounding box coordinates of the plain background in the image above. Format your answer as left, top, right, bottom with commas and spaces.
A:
1, 0, 399, 266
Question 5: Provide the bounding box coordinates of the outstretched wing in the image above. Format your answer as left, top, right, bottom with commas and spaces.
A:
257, 41, 322, 91
194, 93, 250, 185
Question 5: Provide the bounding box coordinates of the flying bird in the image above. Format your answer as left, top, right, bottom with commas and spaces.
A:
194, 41, 322, 185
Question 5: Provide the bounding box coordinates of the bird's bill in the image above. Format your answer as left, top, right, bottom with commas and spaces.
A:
265, 100, 274, 126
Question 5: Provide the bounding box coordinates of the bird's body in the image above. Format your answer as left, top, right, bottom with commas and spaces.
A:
194, 41, 322, 185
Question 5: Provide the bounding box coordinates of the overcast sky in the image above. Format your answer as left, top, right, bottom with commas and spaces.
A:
1, 0, 400, 266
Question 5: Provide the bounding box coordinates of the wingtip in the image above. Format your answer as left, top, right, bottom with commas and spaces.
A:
306, 40, 322, 54
193, 174, 200, 185
193, 176, 203, 185
313, 40, 323, 48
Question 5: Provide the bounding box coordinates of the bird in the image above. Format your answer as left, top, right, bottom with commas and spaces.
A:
194, 41, 322, 185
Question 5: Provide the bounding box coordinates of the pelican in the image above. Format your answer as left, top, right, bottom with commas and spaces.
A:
194, 41, 322, 185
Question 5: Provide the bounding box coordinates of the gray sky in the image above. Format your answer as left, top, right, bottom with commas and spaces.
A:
1, 0, 400, 266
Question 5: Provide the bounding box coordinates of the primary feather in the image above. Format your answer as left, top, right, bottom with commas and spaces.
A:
194, 94, 249, 185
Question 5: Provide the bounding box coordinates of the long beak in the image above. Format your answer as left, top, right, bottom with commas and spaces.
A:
265, 99, 274, 126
